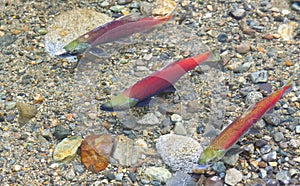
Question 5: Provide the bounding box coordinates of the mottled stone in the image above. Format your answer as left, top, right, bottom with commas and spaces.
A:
273, 132, 284, 142
174, 122, 187, 136
225, 168, 243, 185
166, 172, 196, 186
17, 102, 37, 126
249, 70, 268, 83
137, 113, 159, 126
144, 167, 172, 183
236, 42, 250, 54
262, 151, 277, 162
231, 8, 246, 20
80, 134, 114, 172
156, 134, 203, 173
276, 170, 291, 184
53, 136, 83, 163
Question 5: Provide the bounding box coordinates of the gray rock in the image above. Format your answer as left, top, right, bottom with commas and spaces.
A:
171, 114, 182, 123
53, 125, 71, 140
212, 162, 226, 173
166, 172, 196, 186
233, 62, 252, 73
259, 169, 267, 178
115, 173, 124, 181
263, 114, 281, 126
65, 169, 75, 180
295, 125, 300, 133
5, 101, 16, 110
249, 70, 268, 83
117, 0, 132, 5
174, 122, 187, 136
260, 145, 271, 154
273, 132, 284, 142
156, 134, 203, 173
276, 170, 291, 184
231, 8, 246, 20
246, 91, 263, 105
144, 167, 172, 183
262, 151, 277, 162
137, 113, 159, 125
223, 153, 239, 166
225, 168, 243, 185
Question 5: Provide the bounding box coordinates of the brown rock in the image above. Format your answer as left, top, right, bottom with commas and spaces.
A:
236, 42, 250, 54
17, 102, 38, 127
80, 134, 114, 173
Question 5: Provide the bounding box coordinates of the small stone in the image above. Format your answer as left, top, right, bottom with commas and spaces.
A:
115, 173, 124, 181
233, 62, 252, 73
117, 0, 132, 5
290, 139, 300, 148
144, 167, 171, 183
137, 113, 159, 125
236, 42, 250, 54
263, 114, 280, 126
273, 132, 284, 142
212, 162, 226, 173
112, 135, 146, 166
65, 169, 75, 180
230, 8, 246, 20
5, 101, 16, 110
53, 136, 83, 163
249, 70, 268, 83
217, 33, 228, 42
81, 134, 114, 172
53, 125, 71, 140
223, 153, 239, 166
246, 91, 263, 105
260, 145, 272, 154
6, 112, 16, 122
174, 122, 187, 136
170, 114, 182, 123
295, 125, 300, 133
17, 102, 38, 126
156, 134, 203, 173
259, 169, 267, 178
166, 172, 196, 186
262, 151, 277, 162
37, 28, 47, 35
110, 5, 125, 12
128, 172, 137, 182
13, 164, 21, 172
276, 170, 291, 184
225, 168, 243, 185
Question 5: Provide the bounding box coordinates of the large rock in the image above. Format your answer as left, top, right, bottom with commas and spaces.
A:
53, 136, 83, 163
156, 134, 203, 173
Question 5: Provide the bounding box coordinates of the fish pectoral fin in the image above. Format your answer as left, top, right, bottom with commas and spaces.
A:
224, 146, 243, 156
135, 97, 152, 107
158, 85, 176, 94
88, 47, 108, 58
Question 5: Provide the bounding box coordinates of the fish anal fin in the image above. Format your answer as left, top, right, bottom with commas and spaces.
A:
158, 85, 176, 94
135, 97, 152, 107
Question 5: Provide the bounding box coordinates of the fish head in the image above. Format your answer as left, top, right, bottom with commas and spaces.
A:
100, 95, 139, 111
58, 40, 90, 56
198, 147, 225, 165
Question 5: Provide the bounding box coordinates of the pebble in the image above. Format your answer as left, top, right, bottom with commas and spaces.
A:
246, 91, 263, 105
262, 151, 277, 162
276, 170, 291, 184
231, 8, 246, 20
263, 114, 280, 126
6, 112, 15, 122
249, 70, 268, 83
225, 168, 243, 185
217, 33, 228, 42
273, 132, 284, 142
53, 136, 83, 163
259, 169, 267, 179
53, 125, 71, 140
260, 145, 271, 154
144, 167, 172, 183
212, 162, 226, 173
295, 125, 300, 133
166, 172, 196, 186
236, 42, 250, 54
174, 122, 187, 136
5, 101, 16, 110
16, 102, 37, 127
223, 153, 239, 166
115, 173, 124, 181
80, 134, 114, 172
128, 172, 137, 182
112, 135, 146, 166
137, 113, 159, 126
156, 134, 203, 173
170, 114, 182, 123
117, 0, 132, 5
233, 62, 252, 73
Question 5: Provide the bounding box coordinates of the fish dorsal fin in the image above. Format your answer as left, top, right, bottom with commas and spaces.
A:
117, 13, 144, 22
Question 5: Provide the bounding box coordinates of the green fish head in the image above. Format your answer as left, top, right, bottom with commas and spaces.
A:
63, 40, 90, 55
100, 95, 139, 111
198, 147, 225, 165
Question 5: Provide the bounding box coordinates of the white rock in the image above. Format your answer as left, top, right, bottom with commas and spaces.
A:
225, 168, 243, 185
144, 167, 172, 183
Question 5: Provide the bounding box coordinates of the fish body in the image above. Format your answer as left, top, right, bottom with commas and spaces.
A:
101, 51, 213, 111
198, 79, 293, 165
56, 6, 176, 57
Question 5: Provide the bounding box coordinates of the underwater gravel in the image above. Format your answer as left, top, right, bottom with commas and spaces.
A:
0, 0, 299, 185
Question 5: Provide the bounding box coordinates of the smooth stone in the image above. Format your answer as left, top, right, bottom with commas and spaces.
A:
259, 169, 267, 178
16, 102, 38, 126
217, 33, 228, 42
225, 168, 243, 185
262, 151, 277, 162
231, 8, 246, 19
233, 62, 252, 73
212, 162, 226, 173
115, 173, 124, 181
249, 70, 268, 83
166, 172, 196, 186
174, 122, 187, 136
223, 153, 239, 166
263, 114, 280, 126
236, 42, 250, 54
6, 112, 16, 122
273, 132, 284, 142
117, 0, 132, 5
53, 125, 71, 140
53, 136, 83, 163
137, 113, 159, 125
112, 135, 147, 166
144, 167, 171, 183
156, 134, 203, 173
276, 170, 291, 184
171, 114, 182, 123
295, 125, 300, 133
5, 101, 16, 110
